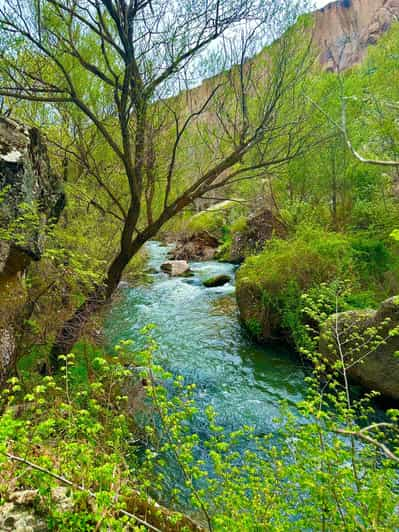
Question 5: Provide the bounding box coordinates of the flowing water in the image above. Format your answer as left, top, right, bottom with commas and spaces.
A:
106, 241, 307, 437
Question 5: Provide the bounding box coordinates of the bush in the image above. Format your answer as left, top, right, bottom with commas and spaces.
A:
0, 340, 197, 531
1, 333, 399, 531
239, 227, 353, 291
350, 236, 394, 281
187, 210, 226, 236
236, 228, 355, 343
237, 226, 399, 346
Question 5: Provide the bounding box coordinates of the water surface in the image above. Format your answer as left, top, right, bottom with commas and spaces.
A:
106, 241, 307, 436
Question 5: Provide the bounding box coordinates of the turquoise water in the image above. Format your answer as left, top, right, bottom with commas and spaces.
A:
105, 241, 307, 436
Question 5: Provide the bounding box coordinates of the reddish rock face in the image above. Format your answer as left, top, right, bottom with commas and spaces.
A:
314, 0, 399, 70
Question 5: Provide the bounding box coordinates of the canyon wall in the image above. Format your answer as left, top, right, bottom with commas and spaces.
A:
315, 0, 399, 70
0, 118, 65, 385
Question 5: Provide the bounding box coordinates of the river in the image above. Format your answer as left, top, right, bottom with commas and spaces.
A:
105, 241, 307, 438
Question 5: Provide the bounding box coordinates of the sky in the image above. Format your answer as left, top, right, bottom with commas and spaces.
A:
315, 0, 332, 7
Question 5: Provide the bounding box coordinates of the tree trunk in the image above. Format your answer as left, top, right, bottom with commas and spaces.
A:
49, 229, 151, 370
49, 284, 107, 370
49, 248, 132, 369
49, 195, 194, 370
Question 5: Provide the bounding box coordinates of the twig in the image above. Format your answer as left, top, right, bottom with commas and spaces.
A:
305, 95, 399, 167
335, 429, 399, 464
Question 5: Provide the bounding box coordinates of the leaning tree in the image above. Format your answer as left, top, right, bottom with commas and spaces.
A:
0, 0, 311, 366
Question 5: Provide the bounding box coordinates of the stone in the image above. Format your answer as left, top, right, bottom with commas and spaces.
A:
9, 490, 38, 505
0, 503, 47, 531
160, 260, 190, 276
236, 279, 277, 342
320, 296, 399, 400
203, 274, 231, 288
51, 487, 74, 513
168, 231, 219, 261
0, 118, 65, 269
227, 209, 286, 263
144, 267, 158, 275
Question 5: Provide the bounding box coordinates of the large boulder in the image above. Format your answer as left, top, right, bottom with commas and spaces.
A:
0, 117, 64, 386
320, 296, 399, 400
161, 260, 191, 276
168, 231, 219, 261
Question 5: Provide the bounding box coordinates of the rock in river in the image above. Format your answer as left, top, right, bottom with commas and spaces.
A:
203, 274, 231, 288
161, 260, 191, 276
320, 296, 399, 400
168, 231, 219, 261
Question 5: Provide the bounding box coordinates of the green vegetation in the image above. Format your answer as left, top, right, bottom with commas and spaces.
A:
236, 226, 399, 347
1, 2, 399, 531
233, 22, 399, 350
1, 331, 399, 530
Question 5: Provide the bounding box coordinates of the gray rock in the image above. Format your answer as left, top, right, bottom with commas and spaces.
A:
0, 118, 65, 272
0, 488, 73, 531
0, 502, 47, 531
161, 260, 190, 276
9, 490, 38, 505
320, 296, 399, 400
50, 487, 74, 513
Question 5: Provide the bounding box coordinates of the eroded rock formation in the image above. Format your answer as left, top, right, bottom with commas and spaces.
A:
0, 117, 64, 385
315, 0, 399, 71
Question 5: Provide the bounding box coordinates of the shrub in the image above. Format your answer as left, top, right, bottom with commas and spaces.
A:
187, 211, 226, 236
237, 226, 399, 346
1, 333, 399, 531
238, 228, 354, 293
236, 228, 355, 343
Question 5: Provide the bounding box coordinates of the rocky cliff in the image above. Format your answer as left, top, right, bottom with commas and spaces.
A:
0, 118, 64, 385
184, 0, 399, 111
315, 0, 399, 71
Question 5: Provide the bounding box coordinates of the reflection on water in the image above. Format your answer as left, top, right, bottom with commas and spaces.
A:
105, 241, 307, 435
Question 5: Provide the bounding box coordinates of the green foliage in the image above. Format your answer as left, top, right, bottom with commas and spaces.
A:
216, 215, 248, 261
1, 9, 399, 532
391, 229, 399, 242
2, 326, 399, 531
350, 236, 394, 281
0, 339, 194, 531
244, 318, 262, 338
186, 210, 226, 237
238, 227, 353, 294
236, 221, 399, 348
0, 199, 41, 249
